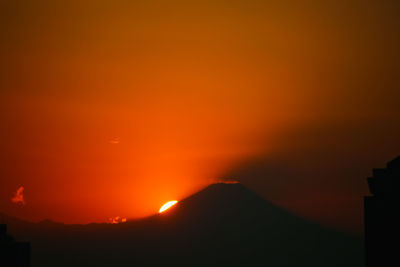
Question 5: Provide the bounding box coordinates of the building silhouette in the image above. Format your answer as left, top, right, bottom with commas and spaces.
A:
365, 156, 400, 267
0, 224, 30, 267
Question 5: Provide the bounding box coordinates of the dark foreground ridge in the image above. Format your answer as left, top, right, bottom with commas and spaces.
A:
2, 182, 364, 267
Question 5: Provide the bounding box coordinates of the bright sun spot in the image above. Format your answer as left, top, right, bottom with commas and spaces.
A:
159, 200, 178, 213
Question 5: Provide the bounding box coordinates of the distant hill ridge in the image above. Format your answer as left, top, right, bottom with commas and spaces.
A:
2, 182, 364, 267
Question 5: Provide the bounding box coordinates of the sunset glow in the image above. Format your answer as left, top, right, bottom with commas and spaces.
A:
159, 201, 178, 213
1, 0, 399, 234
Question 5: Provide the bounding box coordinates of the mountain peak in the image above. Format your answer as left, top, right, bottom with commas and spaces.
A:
159, 181, 276, 225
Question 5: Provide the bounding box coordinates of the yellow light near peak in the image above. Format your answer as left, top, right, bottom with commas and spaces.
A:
159, 200, 178, 213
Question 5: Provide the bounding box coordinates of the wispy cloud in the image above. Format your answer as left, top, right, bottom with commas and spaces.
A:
109, 137, 120, 145
11, 186, 25, 205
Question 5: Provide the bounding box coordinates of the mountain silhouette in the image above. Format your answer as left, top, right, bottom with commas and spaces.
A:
2, 183, 364, 267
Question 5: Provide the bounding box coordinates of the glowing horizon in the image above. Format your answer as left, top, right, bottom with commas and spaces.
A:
159, 201, 178, 213
1, 0, 399, 234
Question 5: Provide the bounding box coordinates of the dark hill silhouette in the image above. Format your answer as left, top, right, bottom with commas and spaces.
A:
2, 183, 364, 266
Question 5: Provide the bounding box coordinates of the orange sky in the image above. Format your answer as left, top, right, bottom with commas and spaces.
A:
1, 0, 399, 233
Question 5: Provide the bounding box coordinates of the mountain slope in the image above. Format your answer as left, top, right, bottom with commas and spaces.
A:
2, 183, 364, 267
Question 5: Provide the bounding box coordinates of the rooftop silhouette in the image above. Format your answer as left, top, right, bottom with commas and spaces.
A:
365, 156, 400, 267
0, 224, 30, 267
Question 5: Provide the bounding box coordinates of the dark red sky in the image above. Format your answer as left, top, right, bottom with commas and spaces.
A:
1, 0, 399, 234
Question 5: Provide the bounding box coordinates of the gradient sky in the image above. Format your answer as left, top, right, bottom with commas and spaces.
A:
1, 0, 399, 234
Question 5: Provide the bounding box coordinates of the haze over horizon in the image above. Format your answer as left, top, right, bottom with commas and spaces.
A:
1, 0, 400, 234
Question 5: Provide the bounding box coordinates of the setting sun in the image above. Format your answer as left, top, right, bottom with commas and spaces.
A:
159, 201, 178, 213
